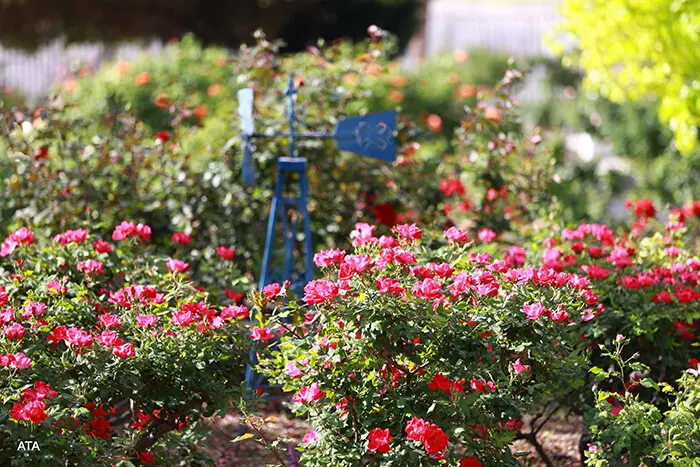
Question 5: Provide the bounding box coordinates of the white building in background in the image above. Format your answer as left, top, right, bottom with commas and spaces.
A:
423, 0, 560, 58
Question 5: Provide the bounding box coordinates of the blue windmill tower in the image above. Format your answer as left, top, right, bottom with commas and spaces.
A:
237, 73, 396, 397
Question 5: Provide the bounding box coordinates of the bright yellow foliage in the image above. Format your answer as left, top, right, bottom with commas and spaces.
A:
556, 0, 700, 154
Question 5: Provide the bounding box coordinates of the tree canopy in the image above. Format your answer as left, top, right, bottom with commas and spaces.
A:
0, 0, 423, 53
555, 0, 700, 154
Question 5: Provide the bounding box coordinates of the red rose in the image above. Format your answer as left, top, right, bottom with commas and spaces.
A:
172, 232, 193, 246
628, 198, 656, 219
216, 245, 235, 260
460, 456, 483, 467
225, 289, 244, 303
427, 373, 452, 393
373, 203, 397, 226
93, 240, 113, 254
422, 424, 449, 456
367, 428, 392, 453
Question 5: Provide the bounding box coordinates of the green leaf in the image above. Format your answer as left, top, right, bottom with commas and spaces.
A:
640, 378, 660, 391
571, 378, 584, 389
232, 433, 254, 443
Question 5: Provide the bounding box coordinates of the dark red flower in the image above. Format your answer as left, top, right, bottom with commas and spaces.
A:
460, 456, 483, 467
373, 203, 397, 226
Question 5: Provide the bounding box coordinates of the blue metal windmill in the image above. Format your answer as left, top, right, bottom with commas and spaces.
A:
237, 73, 396, 397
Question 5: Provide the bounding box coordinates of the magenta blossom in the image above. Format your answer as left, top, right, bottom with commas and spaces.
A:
521, 303, 547, 320
166, 259, 190, 273
511, 358, 531, 375
303, 280, 339, 305
444, 226, 469, 243
477, 228, 496, 243
293, 383, 326, 403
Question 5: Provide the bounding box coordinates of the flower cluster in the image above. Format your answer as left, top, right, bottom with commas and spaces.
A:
0, 224, 250, 464
259, 223, 596, 466
9, 381, 57, 425
532, 214, 699, 390
111, 221, 152, 242
0, 226, 33, 257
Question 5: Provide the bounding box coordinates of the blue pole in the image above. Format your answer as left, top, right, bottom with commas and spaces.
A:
287, 73, 296, 159
300, 169, 314, 284
259, 165, 284, 289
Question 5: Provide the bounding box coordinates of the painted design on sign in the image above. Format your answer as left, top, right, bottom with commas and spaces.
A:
355, 121, 391, 150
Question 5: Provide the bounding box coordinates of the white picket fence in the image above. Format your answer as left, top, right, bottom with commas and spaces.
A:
0, 40, 162, 102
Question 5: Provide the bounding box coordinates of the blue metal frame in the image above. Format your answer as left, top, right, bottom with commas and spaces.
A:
242, 75, 315, 405
238, 72, 396, 418
242, 157, 314, 402
259, 157, 314, 292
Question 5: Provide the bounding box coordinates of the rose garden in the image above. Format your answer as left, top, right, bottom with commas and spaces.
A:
0, 3, 699, 466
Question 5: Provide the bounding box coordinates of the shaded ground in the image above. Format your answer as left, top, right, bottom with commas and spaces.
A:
204, 404, 308, 467
203, 405, 582, 466
511, 412, 583, 466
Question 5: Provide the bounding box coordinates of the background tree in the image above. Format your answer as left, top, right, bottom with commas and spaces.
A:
554, 0, 700, 154
0, 0, 424, 53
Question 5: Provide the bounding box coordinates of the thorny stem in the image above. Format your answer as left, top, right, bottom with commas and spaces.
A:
243, 412, 288, 467
276, 319, 304, 340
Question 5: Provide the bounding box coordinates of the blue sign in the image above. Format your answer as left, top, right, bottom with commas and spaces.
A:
334, 110, 397, 162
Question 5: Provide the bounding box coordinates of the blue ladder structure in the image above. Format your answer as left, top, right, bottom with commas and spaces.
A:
236, 72, 396, 406
242, 157, 313, 398
242, 75, 314, 401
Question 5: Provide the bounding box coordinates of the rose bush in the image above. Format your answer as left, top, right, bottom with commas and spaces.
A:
523, 206, 700, 401
499, 203, 699, 459
0, 106, 254, 304
254, 222, 599, 465
585, 340, 700, 465
243, 205, 698, 465
0, 223, 251, 465
431, 70, 558, 235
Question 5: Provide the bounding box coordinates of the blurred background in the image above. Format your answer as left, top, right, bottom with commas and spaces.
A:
0, 0, 697, 255
1, 0, 560, 101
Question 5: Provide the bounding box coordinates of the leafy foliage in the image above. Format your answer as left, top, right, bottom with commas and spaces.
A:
256, 223, 597, 465
585, 341, 700, 465
555, 0, 700, 154
0, 224, 250, 465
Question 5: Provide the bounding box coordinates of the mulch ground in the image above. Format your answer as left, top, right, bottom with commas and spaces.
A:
203, 404, 583, 466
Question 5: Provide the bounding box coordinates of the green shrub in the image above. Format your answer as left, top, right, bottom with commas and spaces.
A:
0, 87, 25, 110
257, 223, 593, 466
585, 341, 700, 465
0, 223, 250, 465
